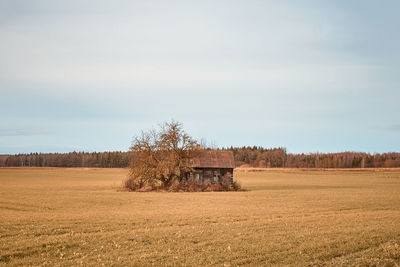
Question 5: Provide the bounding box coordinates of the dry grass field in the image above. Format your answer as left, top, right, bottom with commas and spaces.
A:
1, 168, 399, 266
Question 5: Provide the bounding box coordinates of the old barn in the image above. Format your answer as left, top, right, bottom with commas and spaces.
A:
187, 150, 235, 187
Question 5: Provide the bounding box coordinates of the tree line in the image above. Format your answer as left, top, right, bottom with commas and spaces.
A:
286, 152, 400, 168
0, 151, 130, 168
1, 148, 399, 168
228, 146, 400, 168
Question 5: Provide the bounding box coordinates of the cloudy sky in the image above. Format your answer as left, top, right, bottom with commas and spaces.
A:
1, 0, 399, 154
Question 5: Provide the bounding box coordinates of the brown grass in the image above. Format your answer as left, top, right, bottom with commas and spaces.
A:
235, 166, 400, 172
0, 168, 399, 266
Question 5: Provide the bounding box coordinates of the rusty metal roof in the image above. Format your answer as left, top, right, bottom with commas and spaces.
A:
190, 150, 235, 168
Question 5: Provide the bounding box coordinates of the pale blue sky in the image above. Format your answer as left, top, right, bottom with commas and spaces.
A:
1, 0, 399, 154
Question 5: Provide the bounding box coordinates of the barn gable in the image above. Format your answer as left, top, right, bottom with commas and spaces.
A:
190, 150, 235, 169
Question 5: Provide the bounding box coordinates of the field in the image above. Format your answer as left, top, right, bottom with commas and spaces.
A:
1, 168, 399, 266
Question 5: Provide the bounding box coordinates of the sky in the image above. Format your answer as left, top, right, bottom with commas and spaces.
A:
0, 0, 399, 154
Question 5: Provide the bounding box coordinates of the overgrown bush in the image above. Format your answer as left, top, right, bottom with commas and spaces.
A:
123, 178, 243, 192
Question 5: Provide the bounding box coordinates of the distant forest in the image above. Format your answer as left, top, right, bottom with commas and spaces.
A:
229, 147, 400, 168
1, 147, 400, 168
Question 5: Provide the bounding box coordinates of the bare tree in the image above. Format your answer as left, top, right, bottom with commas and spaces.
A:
125, 121, 198, 190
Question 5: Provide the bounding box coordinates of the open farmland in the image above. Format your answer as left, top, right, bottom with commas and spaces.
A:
1, 168, 399, 266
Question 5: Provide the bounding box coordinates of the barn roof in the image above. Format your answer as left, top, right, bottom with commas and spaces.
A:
190, 150, 235, 169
